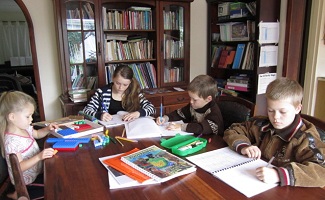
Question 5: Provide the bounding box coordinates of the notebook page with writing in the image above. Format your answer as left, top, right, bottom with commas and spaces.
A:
186, 147, 277, 198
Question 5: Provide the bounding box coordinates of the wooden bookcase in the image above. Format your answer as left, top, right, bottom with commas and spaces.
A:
53, 0, 193, 117
206, 0, 280, 115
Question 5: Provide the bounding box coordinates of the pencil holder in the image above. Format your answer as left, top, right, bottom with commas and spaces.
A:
160, 134, 207, 156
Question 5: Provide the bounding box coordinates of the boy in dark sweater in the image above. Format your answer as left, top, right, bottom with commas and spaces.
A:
156, 75, 224, 135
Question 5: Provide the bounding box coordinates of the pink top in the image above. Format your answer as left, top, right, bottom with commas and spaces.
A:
5, 126, 42, 185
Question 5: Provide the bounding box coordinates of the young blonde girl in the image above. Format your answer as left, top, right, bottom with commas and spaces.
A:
0, 91, 57, 199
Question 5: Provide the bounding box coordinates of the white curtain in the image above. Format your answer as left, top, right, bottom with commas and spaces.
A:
0, 21, 31, 65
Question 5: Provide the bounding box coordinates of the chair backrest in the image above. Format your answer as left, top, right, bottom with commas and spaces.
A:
216, 95, 255, 131
300, 114, 325, 143
0, 74, 23, 93
9, 153, 30, 200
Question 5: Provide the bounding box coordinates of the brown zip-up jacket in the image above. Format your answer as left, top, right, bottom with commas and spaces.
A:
223, 115, 325, 187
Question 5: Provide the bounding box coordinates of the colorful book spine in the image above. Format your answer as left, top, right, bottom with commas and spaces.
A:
232, 43, 246, 69
225, 84, 249, 92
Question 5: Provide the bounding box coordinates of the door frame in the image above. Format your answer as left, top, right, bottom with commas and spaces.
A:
15, 0, 45, 121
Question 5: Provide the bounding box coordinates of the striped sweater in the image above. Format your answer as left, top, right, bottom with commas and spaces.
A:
83, 84, 155, 119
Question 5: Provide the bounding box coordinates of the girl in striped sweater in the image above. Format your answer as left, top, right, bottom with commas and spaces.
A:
83, 65, 155, 121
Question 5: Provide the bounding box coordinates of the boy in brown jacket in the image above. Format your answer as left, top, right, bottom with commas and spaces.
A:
223, 77, 325, 187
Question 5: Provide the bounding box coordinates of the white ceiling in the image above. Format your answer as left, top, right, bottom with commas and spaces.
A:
0, 0, 21, 12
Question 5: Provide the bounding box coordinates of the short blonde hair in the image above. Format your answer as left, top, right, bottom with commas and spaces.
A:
265, 77, 303, 107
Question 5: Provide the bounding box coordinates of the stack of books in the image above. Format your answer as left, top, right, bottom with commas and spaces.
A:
99, 145, 196, 189
68, 89, 89, 103
225, 75, 250, 92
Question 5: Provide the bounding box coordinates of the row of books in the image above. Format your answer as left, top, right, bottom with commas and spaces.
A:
66, 3, 94, 20
211, 42, 254, 70
164, 34, 184, 59
105, 62, 157, 89
102, 7, 152, 30
163, 7, 184, 30
218, 20, 255, 42
218, 1, 256, 20
105, 38, 153, 62
164, 66, 184, 83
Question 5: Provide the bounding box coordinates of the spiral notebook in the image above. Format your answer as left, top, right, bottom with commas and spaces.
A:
121, 145, 196, 183
186, 147, 277, 198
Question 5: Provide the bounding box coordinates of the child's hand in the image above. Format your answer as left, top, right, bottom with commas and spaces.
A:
255, 167, 280, 184
241, 146, 261, 159
40, 148, 56, 160
47, 123, 59, 131
166, 122, 181, 131
122, 111, 140, 121
156, 116, 166, 125
101, 112, 113, 121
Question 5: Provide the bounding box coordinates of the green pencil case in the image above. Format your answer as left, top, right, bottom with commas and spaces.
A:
160, 134, 207, 156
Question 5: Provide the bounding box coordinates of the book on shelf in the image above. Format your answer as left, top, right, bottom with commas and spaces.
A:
121, 145, 196, 183
218, 48, 235, 68
227, 78, 250, 84
51, 119, 104, 138
218, 87, 239, 97
226, 82, 250, 88
99, 148, 159, 189
217, 2, 230, 20
232, 43, 246, 69
229, 2, 249, 19
241, 42, 254, 70
186, 147, 278, 198
225, 84, 249, 92
219, 21, 252, 42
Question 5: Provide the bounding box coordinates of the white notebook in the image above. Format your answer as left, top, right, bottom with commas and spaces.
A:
186, 147, 278, 198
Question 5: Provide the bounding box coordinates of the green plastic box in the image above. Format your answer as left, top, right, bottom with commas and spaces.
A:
160, 134, 207, 156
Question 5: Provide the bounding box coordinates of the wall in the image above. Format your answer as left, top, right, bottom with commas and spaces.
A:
190, 0, 207, 79
23, 0, 62, 120
302, 0, 325, 115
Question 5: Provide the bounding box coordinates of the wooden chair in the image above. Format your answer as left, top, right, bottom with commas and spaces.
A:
9, 153, 30, 200
300, 114, 325, 143
216, 95, 255, 131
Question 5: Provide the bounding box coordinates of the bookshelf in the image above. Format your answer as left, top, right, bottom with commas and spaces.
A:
206, 0, 280, 115
53, 0, 193, 117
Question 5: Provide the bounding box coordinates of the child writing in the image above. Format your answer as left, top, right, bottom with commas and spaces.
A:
223, 78, 325, 187
156, 75, 224, 135
83, 65, 155, 122
0, 91, 58, 199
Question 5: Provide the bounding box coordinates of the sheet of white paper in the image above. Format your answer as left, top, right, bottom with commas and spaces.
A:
259, 45, 278, 67
98, 111, 128, 127
258, 22, 279, 44
257, 73, 277, 94
159, 121, 193, 136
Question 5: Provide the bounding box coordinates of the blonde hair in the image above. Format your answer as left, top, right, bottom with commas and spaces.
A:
0, 91, 36, 157
188, 75, 218, 100
265, 77, 303, 107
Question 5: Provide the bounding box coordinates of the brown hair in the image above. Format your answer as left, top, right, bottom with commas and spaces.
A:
0, 91, 36, 157
265, 77, 303, 107
113, 65, 140, 112
188, 75, 218, 100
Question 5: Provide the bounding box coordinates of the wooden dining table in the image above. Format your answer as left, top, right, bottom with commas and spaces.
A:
44, 125, 325, 200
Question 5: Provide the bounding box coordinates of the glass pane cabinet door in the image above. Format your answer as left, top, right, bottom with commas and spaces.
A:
65, 1, 98, 90
161, 3, 186, 86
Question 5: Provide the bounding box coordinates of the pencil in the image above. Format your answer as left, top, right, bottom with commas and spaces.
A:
109, 136, 117, 144
160, 103, 163, 122
115, 137, 124, 146
121, 128, 126, 138
115, 136, 138, 143
266, 156, 275, 167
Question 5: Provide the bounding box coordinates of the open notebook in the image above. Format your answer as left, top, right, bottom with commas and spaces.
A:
186, 147, 278, 198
